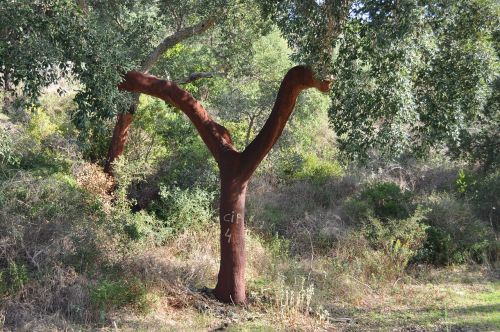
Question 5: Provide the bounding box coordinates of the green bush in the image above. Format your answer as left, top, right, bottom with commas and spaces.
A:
417, 193, 495, 265
123, 210, 171, 245
362, 207, 429, 272
155, 185, 215, 232
346, 181, 413, 222
0, 127, 21, 167
471, 170, 500, 237
280, 152, 343, 185
294, 153, 344, 184
455, 169, 477, 196
0, 261, 30, 296
27, 107, 59, 142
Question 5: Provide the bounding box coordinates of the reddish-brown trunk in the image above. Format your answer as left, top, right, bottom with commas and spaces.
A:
104, 112, 134, 174
214, 154, 248, 303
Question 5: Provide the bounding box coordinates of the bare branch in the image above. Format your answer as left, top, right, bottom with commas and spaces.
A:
140, 17, 216, 73
76, 0, 88, 13
175, 71, 225, 84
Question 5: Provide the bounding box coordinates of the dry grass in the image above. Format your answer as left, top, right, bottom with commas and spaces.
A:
72, 162, 114, 211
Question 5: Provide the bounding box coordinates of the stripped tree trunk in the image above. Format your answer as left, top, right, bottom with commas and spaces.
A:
117, 66, 331, 303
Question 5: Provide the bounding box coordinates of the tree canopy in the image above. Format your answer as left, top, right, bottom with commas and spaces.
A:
1, 0, 499, 167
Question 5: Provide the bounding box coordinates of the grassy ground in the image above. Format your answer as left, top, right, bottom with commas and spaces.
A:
51, 253, 497, 332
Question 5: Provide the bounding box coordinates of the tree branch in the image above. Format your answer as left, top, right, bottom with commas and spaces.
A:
140, 17, 216, 73
76, 0, 88, 14
240, 66, 331, 179
175, 71, 225, 84
118, 71, 233, 162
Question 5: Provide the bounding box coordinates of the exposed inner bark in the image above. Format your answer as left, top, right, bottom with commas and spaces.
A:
117, 66, 331, 303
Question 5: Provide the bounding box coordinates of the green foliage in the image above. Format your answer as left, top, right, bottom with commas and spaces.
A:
281, 152, 344, 185
151, 107, 218, 190
329, 207, 428, 283
417, 193, 495, 265
90, 278, 148, 318
27, 107, 59, 142
267, 234, 291, 261
260, 0, 351, 74
123, 211, 171, 245
155, 185, 215, 232
470, 170, 500, 236
209, 29, 293, 148
0, 261, 30, 296
455, 169, 477, 196
0, 127, 21, 167
331, 223, 424, 284
362, 207, 429, 263
261, 205, 286, 233
329, 0, 499, 164
347, 182, 413, 221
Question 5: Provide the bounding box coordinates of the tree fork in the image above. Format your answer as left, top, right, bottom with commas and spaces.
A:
117, 66, 331, 303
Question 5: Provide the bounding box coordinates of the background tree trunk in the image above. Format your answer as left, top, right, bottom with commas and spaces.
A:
104, 19, 215, 174
104, 111, 134, 175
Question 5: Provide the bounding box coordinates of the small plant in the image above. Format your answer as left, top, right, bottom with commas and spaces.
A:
274, 276, 315, 317
0, 261, 30, 294
0, 128, 21, 166
455, 169, 477, 196
90, 278, 148, 320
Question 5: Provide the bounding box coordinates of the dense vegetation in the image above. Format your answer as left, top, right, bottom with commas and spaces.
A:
1, 0, 499, 330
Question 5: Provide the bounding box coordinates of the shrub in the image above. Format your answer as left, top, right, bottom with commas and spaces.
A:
27, 107, 59, 142
90, 278, 148, 320
294, 153, 344, 184
0, 127, 21, 167
123, 210, 171, 245
0, 261, 29, 295
280, 152, 344, 185
329, 207, 428, 284
155, 185, 215, 232
455, 169, 477, 196
362, 207, 429, 273
417, 193, 495, 265
346, 181, 413, 222
470, 170, 500, 238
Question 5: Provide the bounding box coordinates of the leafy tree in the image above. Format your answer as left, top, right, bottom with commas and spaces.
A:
262, 0, 498, 167
327, 0, 499, 163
